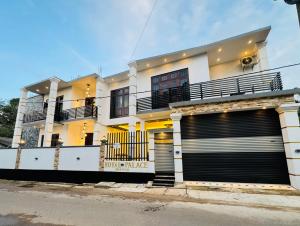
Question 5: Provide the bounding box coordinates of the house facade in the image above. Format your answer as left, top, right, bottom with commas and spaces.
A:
1, 26, 300, 188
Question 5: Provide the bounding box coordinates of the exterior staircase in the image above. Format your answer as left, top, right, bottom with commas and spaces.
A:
152, 173, 175, 187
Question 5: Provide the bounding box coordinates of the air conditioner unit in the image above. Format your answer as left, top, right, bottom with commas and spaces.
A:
240, 55, 259, 71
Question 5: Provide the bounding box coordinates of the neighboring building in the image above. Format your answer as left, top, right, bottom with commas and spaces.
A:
1, 26, 300, 189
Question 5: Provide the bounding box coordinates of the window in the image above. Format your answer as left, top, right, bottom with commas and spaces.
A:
110, 87, 129, 118
151, 68, 190, 109
40, 135, 44, 147
51, 134, 59, 147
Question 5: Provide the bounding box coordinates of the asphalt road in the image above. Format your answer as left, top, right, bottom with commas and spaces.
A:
0, 186, 299, 226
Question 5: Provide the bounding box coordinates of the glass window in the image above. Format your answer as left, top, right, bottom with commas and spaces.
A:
110, 87, 129, 118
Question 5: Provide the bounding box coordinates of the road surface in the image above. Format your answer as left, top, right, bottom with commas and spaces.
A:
0, 182, 299, 226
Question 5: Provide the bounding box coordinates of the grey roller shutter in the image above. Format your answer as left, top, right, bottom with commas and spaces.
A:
181, 109, 289, 184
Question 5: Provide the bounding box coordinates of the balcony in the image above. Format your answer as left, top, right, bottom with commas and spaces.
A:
23, 111, 47, 123
137, 72, 283, 112
57, 105, 97, 121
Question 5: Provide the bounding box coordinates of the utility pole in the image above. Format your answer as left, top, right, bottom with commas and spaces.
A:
284, 0, 300, 26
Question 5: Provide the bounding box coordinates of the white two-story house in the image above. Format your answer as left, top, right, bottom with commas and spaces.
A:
1, 26, 300, 189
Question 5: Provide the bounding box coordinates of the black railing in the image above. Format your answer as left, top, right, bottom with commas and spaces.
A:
105, 131, 149, 161
23, 111, 47, 123
57, 105, 97, 121
137, 72, 283, 112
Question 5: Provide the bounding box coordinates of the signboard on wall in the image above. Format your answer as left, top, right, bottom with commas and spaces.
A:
104, 161, 154, 173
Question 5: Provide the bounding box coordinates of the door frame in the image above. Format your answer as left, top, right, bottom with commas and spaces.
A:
149, 128, 174, 173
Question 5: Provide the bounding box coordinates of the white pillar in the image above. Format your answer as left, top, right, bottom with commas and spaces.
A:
171, 113, 183, 183
93, 77, 108, 145
256, 41, 269, 71
140, 120, 145, 131
128, 62, 137, 132
148, 132, 155, 173
12, 88, 28, 148
277, 103, 300, 190
44, 78, 60, 147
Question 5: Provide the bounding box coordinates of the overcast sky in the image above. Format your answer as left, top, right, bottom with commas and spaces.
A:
0, 0, 299, 99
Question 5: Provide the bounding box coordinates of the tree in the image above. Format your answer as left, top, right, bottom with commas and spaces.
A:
0, 98, 19, 137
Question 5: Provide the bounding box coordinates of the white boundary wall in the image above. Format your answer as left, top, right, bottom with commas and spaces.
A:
0, 149, 18, 169
58, 146, 100, 171
19, 148, 56, 170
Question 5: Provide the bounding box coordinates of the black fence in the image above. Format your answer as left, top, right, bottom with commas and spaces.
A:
137, 72, 283, 112
57, 105, 97, 121
105, 131, 149, 161
23, 111, 47, 123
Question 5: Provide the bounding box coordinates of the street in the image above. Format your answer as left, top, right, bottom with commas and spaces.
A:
0, 181, 299, 226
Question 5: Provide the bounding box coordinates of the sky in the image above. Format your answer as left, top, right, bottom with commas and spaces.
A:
0, 0, 299, 100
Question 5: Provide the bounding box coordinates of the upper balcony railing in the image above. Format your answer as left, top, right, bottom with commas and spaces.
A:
57, 105, 97, 121
137, 72, 283, 112
23, 106, 97, 123
23, 111, 47, 123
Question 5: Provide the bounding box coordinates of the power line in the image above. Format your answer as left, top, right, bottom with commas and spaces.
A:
129, 0, 158, 60
18, 61, 300, 104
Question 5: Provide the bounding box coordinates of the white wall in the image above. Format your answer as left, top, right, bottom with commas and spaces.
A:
19, 148, 56, 170
0, 149, 17, 169
137, 54, 210, 99
58, 146, 100, 171
209, 59, 261, 80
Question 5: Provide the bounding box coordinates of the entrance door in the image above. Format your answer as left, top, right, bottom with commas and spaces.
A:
154, 132, 174, 173
85, 133, 94, 146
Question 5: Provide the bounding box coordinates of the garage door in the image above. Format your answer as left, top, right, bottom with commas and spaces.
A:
181, 109, 290, 184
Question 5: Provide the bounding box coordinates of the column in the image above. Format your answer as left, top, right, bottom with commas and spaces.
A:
128, 62, 138, 132
148, 132, 155, 173
12, 88, 28, 148
171, 113, 183, 183
93, 77, 108, 145
44, 78, 60, 147
140, 120, 145, 131
277, 103, 300, 190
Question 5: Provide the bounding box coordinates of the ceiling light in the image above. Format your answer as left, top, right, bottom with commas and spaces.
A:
164, 58, 167, 62
218, 48, 222, 52
248, 40, 253, 44
217, 58, 221, 62
224, 109, 228, 113
36, 89, 40, 92
182, 53, 186, 57
45, 86, 49, 89
262, 106, 267, 110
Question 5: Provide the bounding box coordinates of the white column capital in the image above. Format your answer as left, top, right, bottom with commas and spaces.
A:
20, 88, 28, 94
128, 61, 137, 69
276, 103, 300, 114
49, 77, 60, 84
171, 113, 182, 121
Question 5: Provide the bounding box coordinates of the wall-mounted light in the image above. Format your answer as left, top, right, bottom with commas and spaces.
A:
164, 58, 167, 62
217, 58, 221, 62
182, 53, 186, 57
146, 63, 150, 67
218, 48, 222, 52
248, 40, 253, 44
